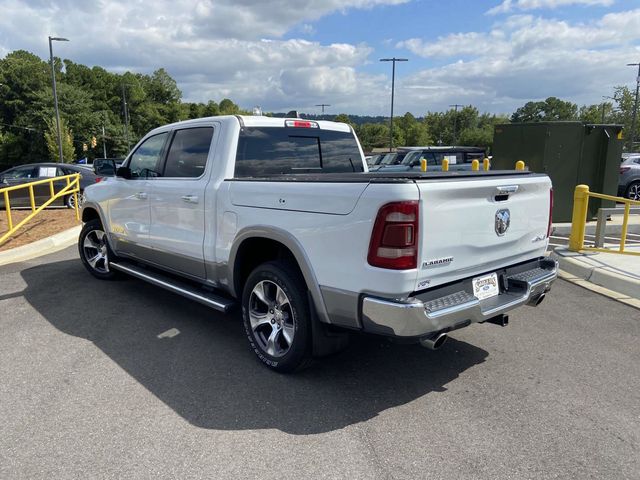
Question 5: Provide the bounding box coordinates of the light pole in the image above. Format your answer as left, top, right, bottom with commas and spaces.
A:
601, 95, 615, 123
628, 62, 640, 150
121, 83, 131, 151
48, 36, 69, 163
449, 104, 463, 145
315, 103, 331, 114
380, 57, 408, 152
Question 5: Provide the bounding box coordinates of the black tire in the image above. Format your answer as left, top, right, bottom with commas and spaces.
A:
65, 191, 85, 209
242, 261, 312, 373
626, 181, 640, 201
78, 219, 120, 280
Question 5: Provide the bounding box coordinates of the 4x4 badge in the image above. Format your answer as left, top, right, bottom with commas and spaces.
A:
495, 209, 510, 236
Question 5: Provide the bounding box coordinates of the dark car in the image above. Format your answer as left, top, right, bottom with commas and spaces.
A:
618, 155, 640, 200
0, 162, 102, 209
368, 151, 412, 171
375, 146, 487, 172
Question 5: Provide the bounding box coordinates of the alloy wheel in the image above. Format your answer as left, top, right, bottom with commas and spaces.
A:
248, 280, 295, 357
83, 229, 110, 274
628, 183, 640, 201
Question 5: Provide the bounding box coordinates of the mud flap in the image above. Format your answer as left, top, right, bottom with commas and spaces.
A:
308, 292, 350, 357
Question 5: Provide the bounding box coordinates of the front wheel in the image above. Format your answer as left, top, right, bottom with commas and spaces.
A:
626, 181, 640, 201
65, 191, 85, 209
242, 262, 311, 372
78, 219, 119, 280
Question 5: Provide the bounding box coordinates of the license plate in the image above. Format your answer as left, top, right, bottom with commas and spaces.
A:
472, 272, 499, 300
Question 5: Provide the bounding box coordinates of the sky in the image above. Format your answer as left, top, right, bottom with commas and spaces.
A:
1, 0, 639, 116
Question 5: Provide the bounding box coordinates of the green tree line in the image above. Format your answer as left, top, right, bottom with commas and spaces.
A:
0, 50, 244, 166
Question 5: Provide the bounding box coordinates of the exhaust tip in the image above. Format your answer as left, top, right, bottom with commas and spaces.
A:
420, 333, 448, 350
535, 293, 546, 306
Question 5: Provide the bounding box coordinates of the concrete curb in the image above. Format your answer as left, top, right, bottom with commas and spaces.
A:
551, 223, 640, 236
0, 225, 81, 266
552, 247, 640, 304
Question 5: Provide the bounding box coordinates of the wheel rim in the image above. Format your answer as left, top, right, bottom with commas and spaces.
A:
248, 280, 295, 358
629, 184, 640, 201
83, 229, 110, 274
69, 193, 85, 208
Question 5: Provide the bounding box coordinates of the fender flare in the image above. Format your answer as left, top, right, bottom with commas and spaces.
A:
228, 226, 331, 324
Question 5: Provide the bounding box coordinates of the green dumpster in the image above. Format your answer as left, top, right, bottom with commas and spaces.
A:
492, 122, 624, 222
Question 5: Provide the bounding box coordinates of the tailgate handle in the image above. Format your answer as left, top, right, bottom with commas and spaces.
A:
495, 185, 518, 201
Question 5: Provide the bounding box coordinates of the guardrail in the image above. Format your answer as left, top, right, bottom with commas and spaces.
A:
0, 173, 80, 246
568, 184, 640, 256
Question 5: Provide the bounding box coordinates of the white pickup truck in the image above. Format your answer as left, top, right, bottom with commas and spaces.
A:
80, 115, 557, 372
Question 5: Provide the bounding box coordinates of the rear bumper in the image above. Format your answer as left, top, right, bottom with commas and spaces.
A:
361, 257, 557, 338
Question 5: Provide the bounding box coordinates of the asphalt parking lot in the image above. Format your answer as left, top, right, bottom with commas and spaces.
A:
1, 247, 639, 479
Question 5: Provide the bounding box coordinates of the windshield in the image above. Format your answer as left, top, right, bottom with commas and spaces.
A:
379, 153, 397, 165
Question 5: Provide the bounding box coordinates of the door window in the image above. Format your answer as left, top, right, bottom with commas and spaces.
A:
163, 127, 214, 178
4, 166, 37, 179
128, 133, 168, 178
38, 166, 62, 178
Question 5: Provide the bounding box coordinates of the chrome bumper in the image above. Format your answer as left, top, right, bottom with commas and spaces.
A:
361, 258, 558, 338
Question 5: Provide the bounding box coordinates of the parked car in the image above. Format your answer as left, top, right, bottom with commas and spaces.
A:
366, 153, 385, 167
368, 151, 411, 171
79, 115, 557, 372
0, 162, 101, 209
378, 146, 487, 172
618, 155, 640, 200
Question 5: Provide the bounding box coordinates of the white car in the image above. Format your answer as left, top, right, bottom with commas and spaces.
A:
79, 115, 557, 372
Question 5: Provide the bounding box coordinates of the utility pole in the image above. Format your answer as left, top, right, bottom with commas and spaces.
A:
380, 57, 408, 152
449, 104, 463, 145
102, 111, 107, 158
48, 36, 69, 162
315, 104, 331, 114
601, 95, 615, 123
627, 62, 640, 150
122, 83, 130, 151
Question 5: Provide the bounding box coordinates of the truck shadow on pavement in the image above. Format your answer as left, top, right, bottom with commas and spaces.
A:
20, 258, 489, 435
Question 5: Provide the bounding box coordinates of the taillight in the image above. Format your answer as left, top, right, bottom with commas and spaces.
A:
368, 201, 419, 269
94, 177, 103, 183
547, 188, 553, 238
620, 167, 630, 174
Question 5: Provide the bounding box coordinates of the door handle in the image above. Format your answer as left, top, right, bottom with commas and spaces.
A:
181, 195, 199, 204
135, 192, 147, 199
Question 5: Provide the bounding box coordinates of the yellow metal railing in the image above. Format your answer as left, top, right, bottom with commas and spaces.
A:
568, 184, 640, 256
0, 173, 80, 246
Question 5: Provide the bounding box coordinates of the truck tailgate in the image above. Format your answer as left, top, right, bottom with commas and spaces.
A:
415, 174, 551, 290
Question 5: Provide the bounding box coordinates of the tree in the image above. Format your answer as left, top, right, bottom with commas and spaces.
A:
511, 97, 578, 122
44, 116, 74, 162
334, 113, 355, 128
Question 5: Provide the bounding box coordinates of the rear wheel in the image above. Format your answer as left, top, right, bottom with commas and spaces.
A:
78, 219, 119, 280
242, 261, 311, 372
626, 181, 640, 201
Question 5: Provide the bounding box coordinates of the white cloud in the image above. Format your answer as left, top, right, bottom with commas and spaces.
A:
393, 9, 640, 113
487, 0, 614, 15
0, 0, 405, 113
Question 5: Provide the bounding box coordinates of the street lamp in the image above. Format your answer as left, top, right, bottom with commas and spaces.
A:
627, 62, 640, 149
48, 36, 69, 163
380, 57, 408, 152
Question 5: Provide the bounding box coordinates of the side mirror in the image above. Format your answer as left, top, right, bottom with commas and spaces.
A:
116, 166, 132, 179
94, 159, 117, 176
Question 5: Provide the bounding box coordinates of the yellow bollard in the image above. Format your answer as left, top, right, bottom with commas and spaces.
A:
421, 158, 427, 172
568, 185, 590, 252
483, 158, 490, 171
471, 159, 479, 171
515, 160, 525, 171
441, 159, 449, 172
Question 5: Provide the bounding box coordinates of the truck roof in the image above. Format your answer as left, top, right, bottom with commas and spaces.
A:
151, 115, 352, 133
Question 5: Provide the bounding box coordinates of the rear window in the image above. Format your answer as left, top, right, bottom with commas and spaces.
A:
234, 127, 363, 177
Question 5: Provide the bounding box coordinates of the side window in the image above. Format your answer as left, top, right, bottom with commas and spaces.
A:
128, 133, 168, 179
5, 166, 37, 179
163, 127, 214, 178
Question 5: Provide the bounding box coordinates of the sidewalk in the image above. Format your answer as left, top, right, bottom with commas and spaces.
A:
553, 245, 640, 308
551, 213, 640, 236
